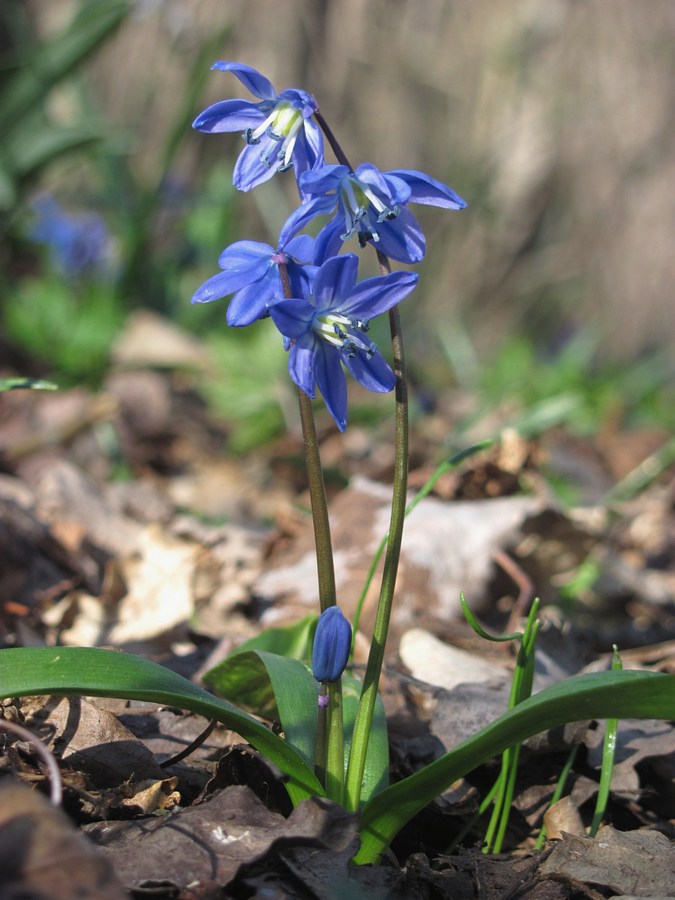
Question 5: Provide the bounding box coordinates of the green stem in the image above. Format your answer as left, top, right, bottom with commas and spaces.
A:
279, 262, 342, 799
345, 251, 409, 811
296, 389, 337, 612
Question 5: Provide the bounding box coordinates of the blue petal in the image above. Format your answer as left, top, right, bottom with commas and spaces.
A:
314, 343, 348, 431
372, 207, 426, 264
192, 98, 263, 133
342, 343, 396, 393
283, 234, 315, 260
355, 163, 412, 206
313, 217, 345, 265
387, 169, 467, 210
292, 124, 325, 196
277, 194, 336, 248
302, 117, 324, 166
211, 61, 276, 100
300, 164, 349, 196
339, 270, 418, 319
269, 298, 315, 338
191, 269, 256, 305
287, 334, 318, 398
312, 606, 352, 682
277, 87, 319, 117
227, 270, 278, 325
313, 255, 359, 313
217, 240, 272, 269
233, 143, 279, 192
286, 259, 314, 301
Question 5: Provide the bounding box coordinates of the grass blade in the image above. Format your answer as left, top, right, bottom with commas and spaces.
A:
357, 669, 675, 863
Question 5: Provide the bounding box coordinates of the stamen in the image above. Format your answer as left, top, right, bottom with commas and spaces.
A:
377, 205, 401, 223
340, 337, 357, 357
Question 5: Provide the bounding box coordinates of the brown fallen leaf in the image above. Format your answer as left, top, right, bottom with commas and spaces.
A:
24, 695, 166, 788
538, 825, 675, 896
0, 781, 127, 899
254, 475, 542, 646
543, 796, 585, 840
86, 784, 358, 893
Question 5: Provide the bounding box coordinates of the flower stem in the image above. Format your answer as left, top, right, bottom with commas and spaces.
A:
279, 261, 343, 800
345, 250, 409, 811
314, 111, 353, 170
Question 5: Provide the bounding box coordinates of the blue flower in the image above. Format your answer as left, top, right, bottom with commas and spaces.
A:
193, 62, 324, 193
191, 234, 315, 326
29, 195, 112, 279
269, 254, 418, 430
312, 606, 352, 683
279, 162, 467, 264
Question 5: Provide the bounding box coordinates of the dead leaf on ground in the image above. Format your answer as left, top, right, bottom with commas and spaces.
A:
0, 781, 127, 899
86, 784, 358, 893
538, 825, 675, 896
254, 474, 542, 647
23, 695, 165, 788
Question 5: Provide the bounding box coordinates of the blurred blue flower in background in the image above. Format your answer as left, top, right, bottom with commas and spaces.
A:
193, 62, 324, 193
269, 254, 418, 430
29, 195, 112, 280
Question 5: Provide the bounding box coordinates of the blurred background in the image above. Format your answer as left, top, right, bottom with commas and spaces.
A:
1, 0, 673, 451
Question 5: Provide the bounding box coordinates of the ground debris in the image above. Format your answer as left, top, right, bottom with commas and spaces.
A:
0, 781, 127, 899
86, 785, 358, 894
538, 826, 675, 897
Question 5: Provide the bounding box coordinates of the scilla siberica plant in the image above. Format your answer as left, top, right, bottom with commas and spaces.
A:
2, 60, 674, 869
190, 59, 465, 805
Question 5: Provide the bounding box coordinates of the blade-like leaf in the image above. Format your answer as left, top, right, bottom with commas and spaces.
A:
0, 377, 57, 391
357, 669, 675, 863
205, 651, 389, 803
8, 124, 100, 177
0, 0, 130, 131
228, 616, 317, 662
205, 649, 319, 766
342, 673, 389, 803
0, 646, 323, 805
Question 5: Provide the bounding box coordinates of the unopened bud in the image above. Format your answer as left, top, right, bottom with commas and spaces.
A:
312, 606, 352, 683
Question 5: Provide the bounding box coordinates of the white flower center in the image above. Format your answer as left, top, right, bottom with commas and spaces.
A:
245, 101, 304, 170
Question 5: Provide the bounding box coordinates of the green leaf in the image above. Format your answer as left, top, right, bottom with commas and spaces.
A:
205, 651, 389, 804
357, 669, 675, 864
0, 646, 323, 805
228, 615, 317, 662
205, 649, 318, 767
0, 0, 130, 132
0, 377, 58, 392
8, 124, 100, 177
342, 673, 389, 803
0, 160, 17, 210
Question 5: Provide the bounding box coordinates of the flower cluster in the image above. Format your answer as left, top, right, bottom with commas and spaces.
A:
192, 62, 466, 430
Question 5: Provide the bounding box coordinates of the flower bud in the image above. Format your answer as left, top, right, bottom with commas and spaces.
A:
312, 606, 352, 683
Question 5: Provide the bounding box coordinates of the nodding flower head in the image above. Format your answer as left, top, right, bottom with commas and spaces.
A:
279, 162, 467, 265
312, 606, 352, 683
193, 62, 324, 194
269, 254, 417, 431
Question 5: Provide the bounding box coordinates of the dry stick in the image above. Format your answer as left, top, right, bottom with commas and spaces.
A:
1, 717, 63, 806
278, 260, 344, 802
